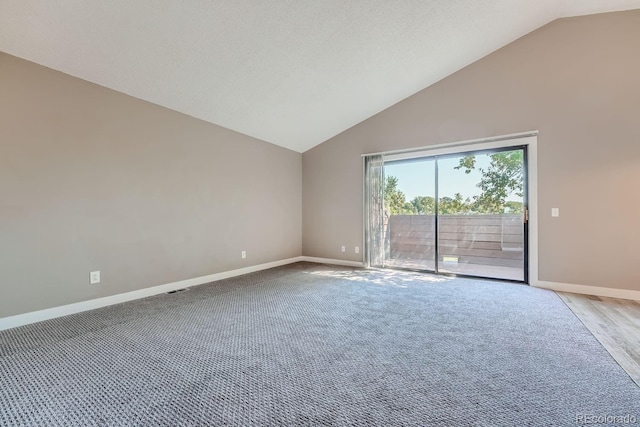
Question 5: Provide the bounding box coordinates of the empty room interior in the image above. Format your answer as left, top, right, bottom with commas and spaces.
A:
1, 2, 640, 426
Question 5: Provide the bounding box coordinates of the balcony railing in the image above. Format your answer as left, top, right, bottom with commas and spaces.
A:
384, 214, 524, 280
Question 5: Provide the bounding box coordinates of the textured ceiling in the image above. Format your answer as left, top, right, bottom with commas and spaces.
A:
1, 1, 640, 152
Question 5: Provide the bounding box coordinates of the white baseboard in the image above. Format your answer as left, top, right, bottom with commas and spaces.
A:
0, 256, 305, 332
299, 256, 365, 268
13, 258, 632, 332
533, 280, 640, 301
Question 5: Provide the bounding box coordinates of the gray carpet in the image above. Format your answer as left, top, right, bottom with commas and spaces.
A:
1, 262, 638, 426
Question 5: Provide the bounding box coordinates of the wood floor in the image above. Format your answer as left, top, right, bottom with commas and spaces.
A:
556, 292, 640, 387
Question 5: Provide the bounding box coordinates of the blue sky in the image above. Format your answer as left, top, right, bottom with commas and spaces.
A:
385, 153, 521, 202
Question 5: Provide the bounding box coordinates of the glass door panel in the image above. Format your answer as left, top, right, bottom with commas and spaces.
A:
436, 149, 525, 281
384, 159, 436, 271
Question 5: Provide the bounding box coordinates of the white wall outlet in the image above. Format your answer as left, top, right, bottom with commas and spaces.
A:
551, 208, 560, 217
341, 245, 346, 253
355, 246, 360, 254
241, 250, 247, 259
90, 271, 100, 284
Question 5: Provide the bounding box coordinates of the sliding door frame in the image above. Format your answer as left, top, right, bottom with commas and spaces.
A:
363, 131, 538, 285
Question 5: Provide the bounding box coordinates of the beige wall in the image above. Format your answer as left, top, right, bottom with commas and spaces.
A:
302, 10, 640, 290
2, 10, 639, 320
0, 53, 302, 318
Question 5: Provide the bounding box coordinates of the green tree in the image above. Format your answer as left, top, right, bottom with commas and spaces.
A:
504, 201, 524, 213
384, 176, 416, 215
455, 151, 523, 213
438, 193, 472, 214
410, 196, 436, 214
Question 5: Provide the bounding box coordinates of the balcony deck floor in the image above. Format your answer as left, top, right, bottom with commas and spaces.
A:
384, 258, 524, 282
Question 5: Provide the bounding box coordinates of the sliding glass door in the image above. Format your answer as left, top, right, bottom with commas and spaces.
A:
436, 149, 526, 281
377, 146, 527, 282
384, 159, 436, 271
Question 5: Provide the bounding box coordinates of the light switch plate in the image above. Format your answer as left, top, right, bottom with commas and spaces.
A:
552, 208, 559, 217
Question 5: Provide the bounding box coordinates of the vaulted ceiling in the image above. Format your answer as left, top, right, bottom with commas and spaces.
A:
2, 1, 639, 152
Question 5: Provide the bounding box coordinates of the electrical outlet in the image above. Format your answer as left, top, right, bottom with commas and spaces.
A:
355, 246, 360, 254
341, 245, 346, 253
90, 271, 100, 284
551, 208, 560, 217
241, 250, 247, 259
